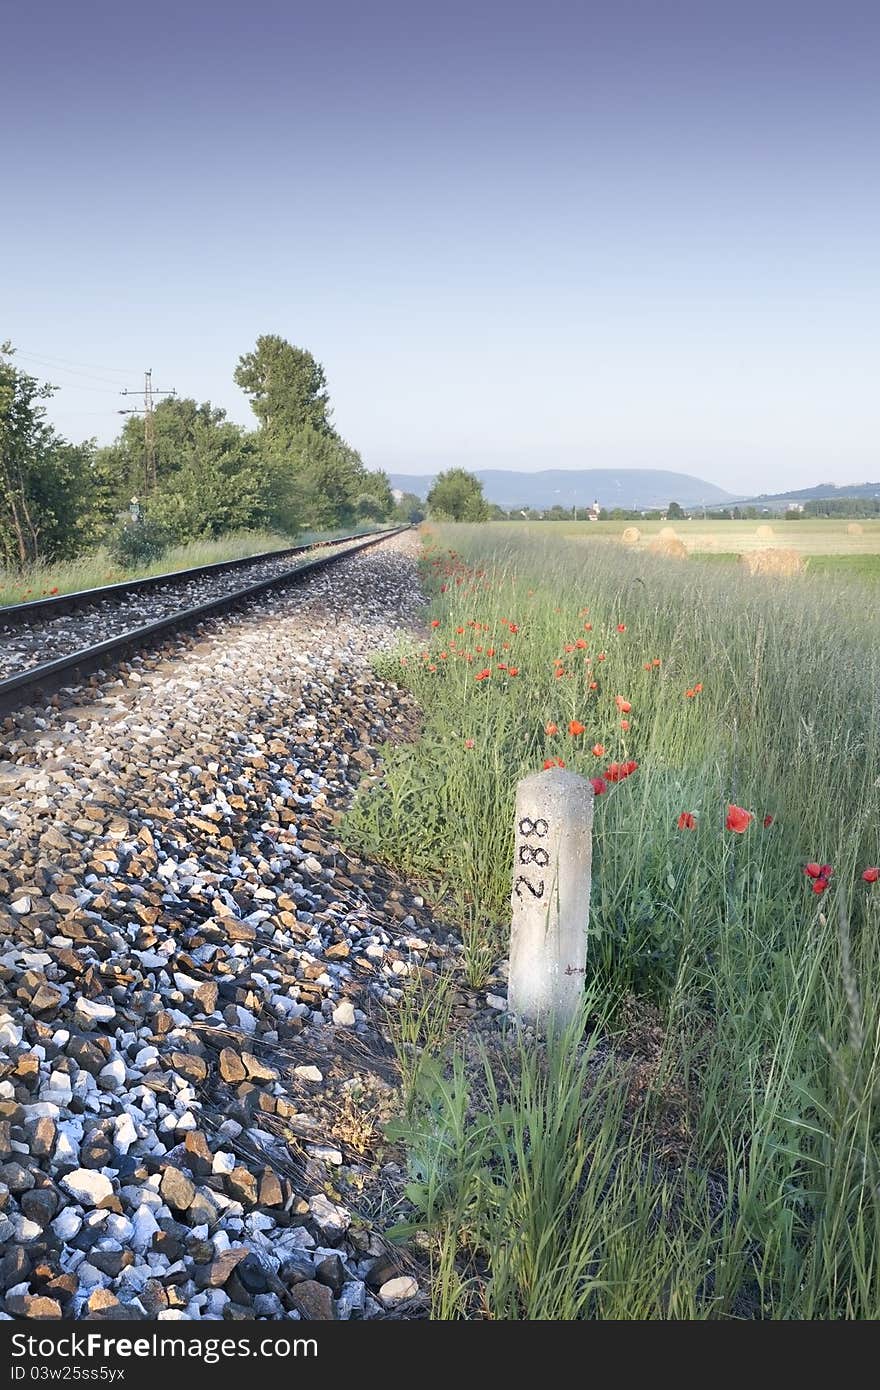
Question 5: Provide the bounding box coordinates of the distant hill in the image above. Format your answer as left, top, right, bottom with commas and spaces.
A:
389, 469, 734, 511
721, 480, 880, 510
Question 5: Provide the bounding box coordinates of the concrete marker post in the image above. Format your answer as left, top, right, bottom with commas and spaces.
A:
507, 767, 594, 1028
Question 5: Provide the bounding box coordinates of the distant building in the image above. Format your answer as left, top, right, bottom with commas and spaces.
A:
391, 488, 405, 504
587, 498, 601, 522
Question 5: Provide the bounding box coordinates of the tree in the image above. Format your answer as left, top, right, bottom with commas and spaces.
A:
393, 491, 426, 524
234, 335, 332, 443
426, 468, 489, 522
354, 467, 394, 521
283, 425, 363, 529
667, 500, 684, 519
96, 398, 267, 540
0, 344, 96, 566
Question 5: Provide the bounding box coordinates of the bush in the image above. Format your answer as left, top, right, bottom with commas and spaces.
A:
108, 518, 171, 567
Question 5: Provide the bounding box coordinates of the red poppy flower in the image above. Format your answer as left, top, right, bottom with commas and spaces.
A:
591, 742, 605, 757
862, 867, 879, 883
464, 738, 475, 749
615, 696, 632, 713
589, 680, 598, 690
812, 878, 828, 894
456, 626, 464, 634
575, 638, 587, 649
763, 815, 774, 828
620, 719, 630, 731
606, 760, 638, 781
694, 682, 703, 693
725, 805, 753, 833
545, 722, 558, 736
440, 652, 448, 659
644, 663, 652, 671
50, 586, 59, 595
554, 668, 565, 679
597, 652, 606, 662
543, 756, 566, 770
685, 689, 695, 699
653, 658, 661, 667
509, 623, 518, 634
428, 664, 437, 673
804, 862, 822, 879
475, 668, 491, 681
569, 720, 586, 736
590, 776, 607, 796
584, 623, 592, 631
508, 667, 519, 677
617, 623, 626, 632
431, 619, 441, 628
677, 812, 697, 830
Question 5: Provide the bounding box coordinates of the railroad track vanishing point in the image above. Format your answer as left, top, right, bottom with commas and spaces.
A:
0, 526, 409, 715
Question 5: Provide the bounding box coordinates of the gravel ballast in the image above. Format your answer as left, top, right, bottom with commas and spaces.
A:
0, 532, 472, 1322
0, 541, 367, 683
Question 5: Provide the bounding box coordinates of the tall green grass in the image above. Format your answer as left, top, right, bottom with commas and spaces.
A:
349, 525, 880, 1318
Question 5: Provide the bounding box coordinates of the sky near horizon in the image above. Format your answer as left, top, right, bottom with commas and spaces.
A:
3, 0, 878, 496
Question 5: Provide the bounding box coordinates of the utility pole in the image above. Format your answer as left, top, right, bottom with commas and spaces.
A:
119, 369, 176, 495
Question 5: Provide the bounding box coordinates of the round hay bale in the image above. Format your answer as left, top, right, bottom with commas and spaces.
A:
740, 548, 803, 578
847, 522, 864, 535
648, 535, 688, 560
756, 524, 775, 539
621, 526, 641, 545
659, 526, 678, 540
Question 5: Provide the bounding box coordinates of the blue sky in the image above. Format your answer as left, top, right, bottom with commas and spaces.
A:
3, 0, 878, 494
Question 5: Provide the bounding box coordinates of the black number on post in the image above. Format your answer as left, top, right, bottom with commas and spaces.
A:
518, 817, 549, 838
514, 876, 545, 899
519, 845, 549, 867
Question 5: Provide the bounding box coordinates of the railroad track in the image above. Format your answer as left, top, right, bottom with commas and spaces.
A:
0, 525, 408, 714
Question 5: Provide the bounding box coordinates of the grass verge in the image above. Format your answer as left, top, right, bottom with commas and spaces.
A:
350, 523, 880, 1318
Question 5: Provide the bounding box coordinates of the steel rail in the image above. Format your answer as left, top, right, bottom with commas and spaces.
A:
0, 526, 398, 625
0, 526, 409, 715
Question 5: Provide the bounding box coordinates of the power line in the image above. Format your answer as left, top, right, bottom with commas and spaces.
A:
119, 369, 177, 495
15, 356, 135, 390
14, 348, 138, 377
45, 383, 124, 395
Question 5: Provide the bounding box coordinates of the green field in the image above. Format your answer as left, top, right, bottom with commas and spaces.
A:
491, 516, 880, 562
347, 522, 880, 1319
